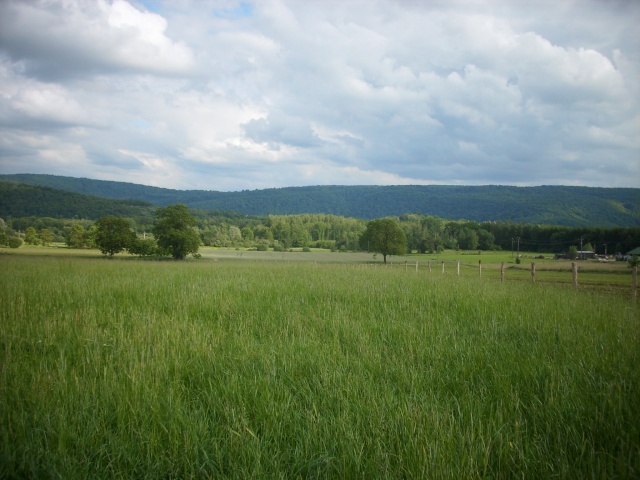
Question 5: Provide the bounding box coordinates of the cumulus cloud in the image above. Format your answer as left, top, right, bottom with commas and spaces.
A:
0, 0, 638, 190
0, 0, 194, 79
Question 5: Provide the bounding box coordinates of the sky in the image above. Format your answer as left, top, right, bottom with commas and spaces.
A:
0, 0, 638, 191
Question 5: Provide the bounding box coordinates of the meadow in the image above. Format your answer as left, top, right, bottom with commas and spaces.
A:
0, 251, 638, 478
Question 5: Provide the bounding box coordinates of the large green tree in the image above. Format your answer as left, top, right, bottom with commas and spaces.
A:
359, 218, 407, 264
153, 204, 200, 259
94, 216, 136, 257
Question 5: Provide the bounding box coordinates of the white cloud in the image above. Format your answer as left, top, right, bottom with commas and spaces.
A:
0, 0, 194, 79
0, 0, 638, 190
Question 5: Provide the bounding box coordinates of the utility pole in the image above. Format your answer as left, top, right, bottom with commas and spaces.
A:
580, 237, 584, 260
517, 237, 520, 259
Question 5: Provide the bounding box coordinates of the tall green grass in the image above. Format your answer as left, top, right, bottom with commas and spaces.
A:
1, 256, 638, 478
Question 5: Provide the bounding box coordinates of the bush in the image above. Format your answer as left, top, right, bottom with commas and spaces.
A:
302, 247, 311, 252
128, 237, 158, 257
256, 244, 268, 251
8, 237, 23, 248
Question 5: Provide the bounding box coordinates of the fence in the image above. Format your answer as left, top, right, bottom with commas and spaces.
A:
363, 260, 639, 300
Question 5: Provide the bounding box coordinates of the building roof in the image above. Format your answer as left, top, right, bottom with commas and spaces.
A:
627, 247, 640, 255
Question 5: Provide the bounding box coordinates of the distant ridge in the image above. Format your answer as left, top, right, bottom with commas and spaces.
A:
1, 174, 638, 227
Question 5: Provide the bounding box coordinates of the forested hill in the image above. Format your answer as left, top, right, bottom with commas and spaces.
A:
1, 174, 638, 227
0, 181, 155, 219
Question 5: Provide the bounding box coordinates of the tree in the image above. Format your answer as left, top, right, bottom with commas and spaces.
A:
24, 227, 38, 245
457, 227, 479, 250
38, 228, 53, 246
477, 229, 496, 250
94, 216, 136, 257
568, 246, 579, 260
66, 224, 88, 248
241, 226, 254, 241
153, 204, 200, 259
228, 225, 243, 244
359, 218, 407, 264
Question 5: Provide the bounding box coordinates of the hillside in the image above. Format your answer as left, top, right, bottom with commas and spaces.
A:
1, 174, 638, 226
0, 181, 155, 219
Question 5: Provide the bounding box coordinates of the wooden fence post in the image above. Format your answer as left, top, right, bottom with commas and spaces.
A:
428, 261, 431, 272
478, 260, 482, 278
572, 262, 578, 287
500, 262, 505, 283
531, 262, 536, 284
415, 261, 418, 272
405, 260, 407, 271
633, 266, 638, 300
442, 261, 445, 274
457, 261, 460, 276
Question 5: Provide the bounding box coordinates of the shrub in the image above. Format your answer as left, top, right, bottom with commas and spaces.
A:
256, 244, 268, 251
8, 237, 23, 248
128, 237, 158, 257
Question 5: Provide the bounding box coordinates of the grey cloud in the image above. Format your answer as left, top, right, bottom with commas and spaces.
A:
0, 0, 638, 190
243, 114, 322, 149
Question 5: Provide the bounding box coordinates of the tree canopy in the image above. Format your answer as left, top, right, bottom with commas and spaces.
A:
94, 216, 135, 257
359, 218, 407, 263
153, 204, 200, 259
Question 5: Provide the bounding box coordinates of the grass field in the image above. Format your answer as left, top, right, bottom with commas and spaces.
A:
1, 252, 639, 478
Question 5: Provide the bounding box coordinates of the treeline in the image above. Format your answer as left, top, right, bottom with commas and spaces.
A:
2, 174, 639, 227
3, 211, 639, 256
399, 214, 640, 255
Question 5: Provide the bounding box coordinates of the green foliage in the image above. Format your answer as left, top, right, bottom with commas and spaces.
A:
128, 237, 158, 257
24, 227, 38, 245
360, 218, 407, 263
65, 224, 88, 248
153, 204, 200, 260
0, 181, 155, 220
457, 227, 479, 250
629, 255, 639, 269
241, 226, 254, 241
94, 216, 136, 257
7, 237, 23, 248
568, 246, 579, 260
38, 228, 53, 246
2, 174, 639, 227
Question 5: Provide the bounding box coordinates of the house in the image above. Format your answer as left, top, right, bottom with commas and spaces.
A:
577, 250, 595, 260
